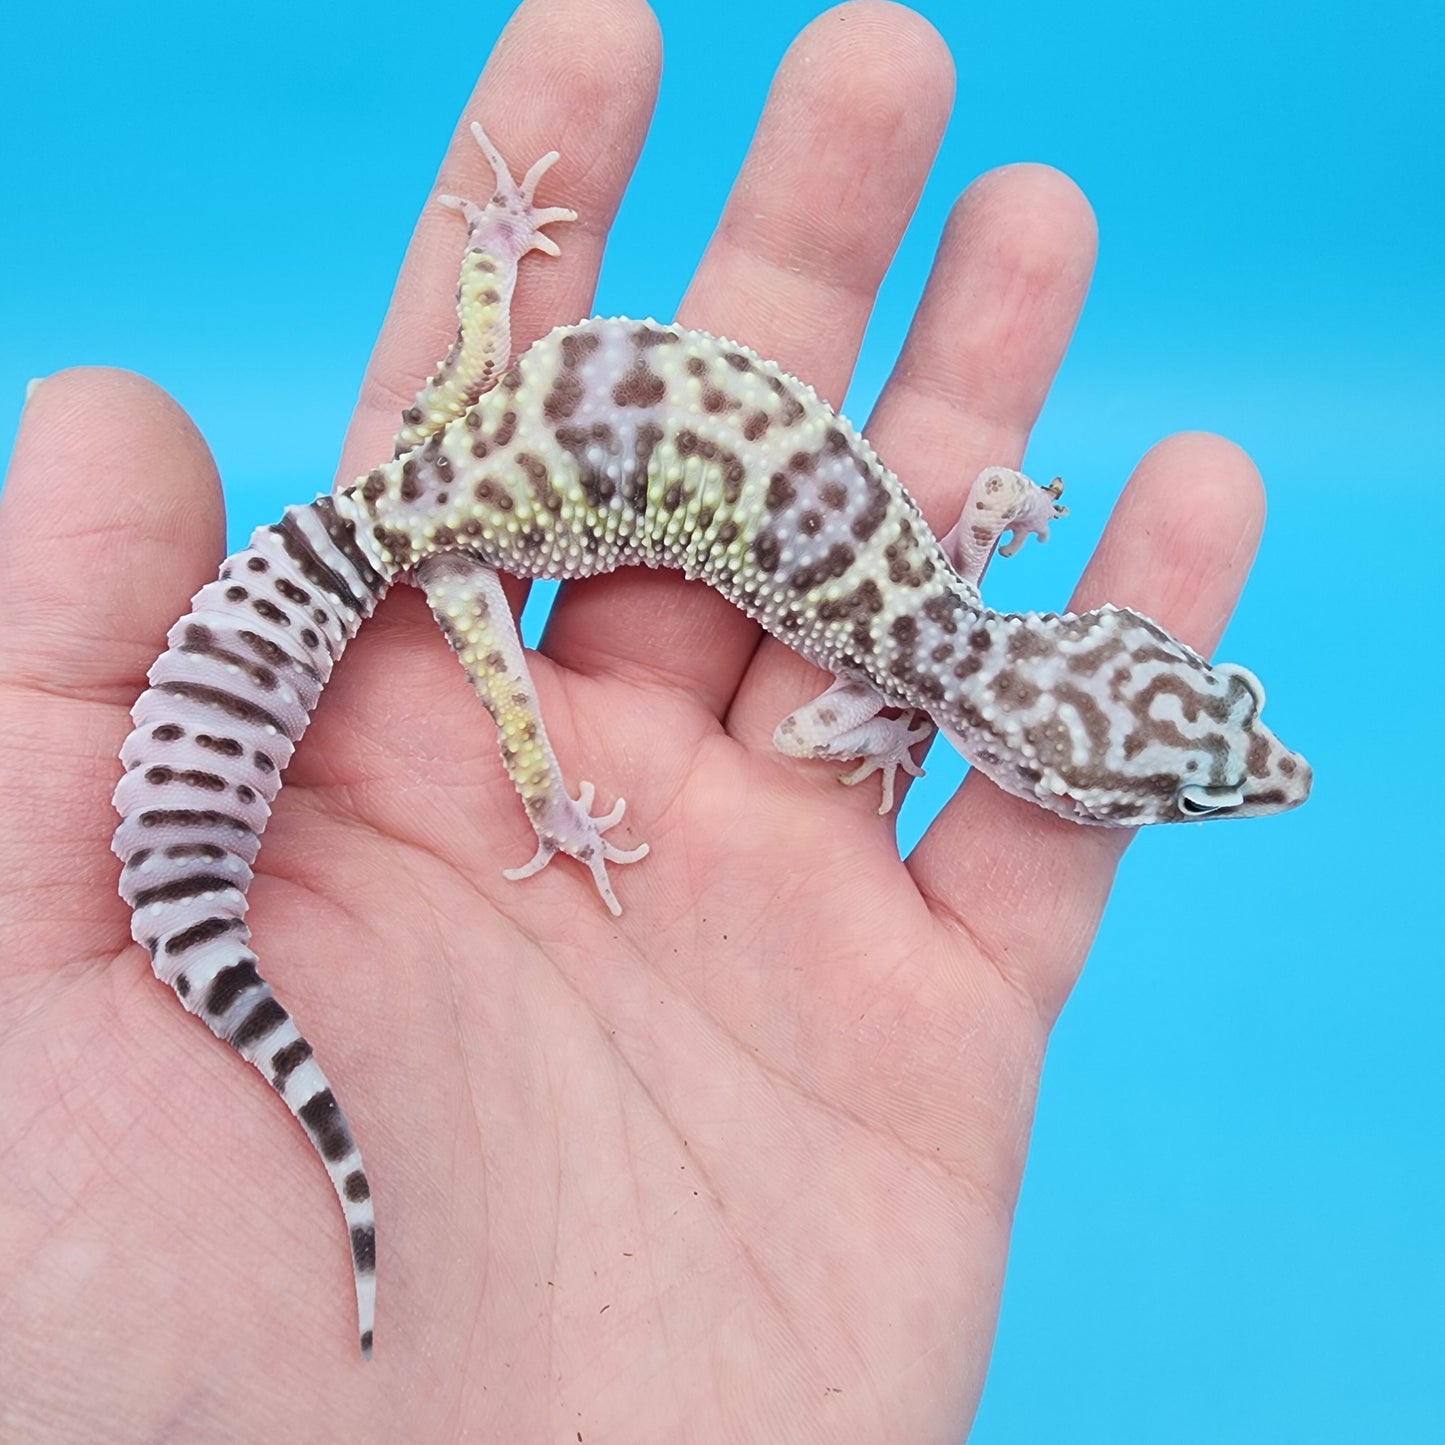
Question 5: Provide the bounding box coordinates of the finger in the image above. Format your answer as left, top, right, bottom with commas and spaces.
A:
909, 431, 1267, 1022
540, 0, 955, 717
0, 367, 224, 965
0, 367, 223, 698
334, 0, 661, 489
726, 162, 1097, 770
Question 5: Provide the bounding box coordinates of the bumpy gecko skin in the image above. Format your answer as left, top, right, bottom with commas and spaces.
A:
112, 127, 1310, 1357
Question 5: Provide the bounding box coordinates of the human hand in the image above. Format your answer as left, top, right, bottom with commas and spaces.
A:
0, 1, 1266, 1439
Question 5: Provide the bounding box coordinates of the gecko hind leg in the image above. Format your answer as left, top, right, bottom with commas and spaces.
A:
417, 552, 647, 916
393, 123, 577, 454
941, 466, 1067, 586
773, 677, 931, 815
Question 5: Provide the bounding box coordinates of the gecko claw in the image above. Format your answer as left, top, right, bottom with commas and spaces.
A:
440, 124, 577, 261
502, 782, 649, 915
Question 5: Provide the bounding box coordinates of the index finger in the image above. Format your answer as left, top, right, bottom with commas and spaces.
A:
334, 0, 661, 488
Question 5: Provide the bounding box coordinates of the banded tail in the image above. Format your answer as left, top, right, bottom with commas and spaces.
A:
112, 495, 391, 1356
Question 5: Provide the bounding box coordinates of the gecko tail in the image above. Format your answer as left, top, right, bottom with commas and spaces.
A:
112, 494, 391, 1357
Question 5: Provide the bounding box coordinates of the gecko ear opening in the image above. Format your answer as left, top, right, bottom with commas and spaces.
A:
1176, 783, 1246, 816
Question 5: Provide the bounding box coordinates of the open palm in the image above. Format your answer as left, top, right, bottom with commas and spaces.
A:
0, 2, 1268, 1440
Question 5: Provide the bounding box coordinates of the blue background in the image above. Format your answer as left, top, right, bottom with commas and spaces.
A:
3, 1, 1440, 1437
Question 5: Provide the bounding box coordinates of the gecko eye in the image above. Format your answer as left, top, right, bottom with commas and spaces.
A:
1176, 783, 1246, 816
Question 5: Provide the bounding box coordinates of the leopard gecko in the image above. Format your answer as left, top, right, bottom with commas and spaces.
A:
111, 125, 1312, 1358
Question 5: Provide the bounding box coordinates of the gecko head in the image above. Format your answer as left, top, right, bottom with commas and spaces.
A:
1159, 661, 1313, 822
937, 607, 1312, 826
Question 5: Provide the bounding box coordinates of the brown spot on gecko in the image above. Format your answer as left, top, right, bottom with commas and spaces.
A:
560, 330, 600, 367
612, 362, 666, 409
1246, 729, 1272, 779
789, 543, 856, 592
890, 615, 919, 649
157, 681, 291, 738
277, 505, 376, 610
351, 1225, 377, 1273
206, 960, 262, 1016
816, 578, 883, 622
766, 472, 796, 511
180, 625, 278, 691
516, 453, 563, 511
138, 809, 254, 842
237, 629, 320, 682
989, 669, 1041, 710
193, 734, 243, 758
1007, 626, 1053, 662
722, 454, 746, 504
360, 470, 386, 504
850, 477, 889, 543
742, 410, 769, 442
246, 557, 268, 573
544, 369, 583, 422
675, 429, 713, 460
225, 586, 248, 603
766, 376, 807, 427
753, 530, 782, 572
344, 1170, 371, 1203
132, 874, 239, 910
799, 510, 822, 536
922, 593, 965, 635
298, 1089, 354, 1162
632, 325, 675, 348
151, 724, 183, 742
820, 482, 848, 510
399, 461, 422, 504
270, 1038, 312, 1088
232, 996, 288, 1050
492, 410, 518, 449
724, 351, 753, 372
250, 598, 290, 627
164, 916, 244, 957
372, 526, 415, 569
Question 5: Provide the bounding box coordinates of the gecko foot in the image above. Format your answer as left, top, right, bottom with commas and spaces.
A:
503, 781, 650, 917
837, 715, 933, 814
438, 122, 577, 261
942, 467, 1068, 585
998, 474, 1067, 558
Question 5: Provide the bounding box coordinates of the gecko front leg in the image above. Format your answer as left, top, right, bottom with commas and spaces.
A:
417, 552, 648, 916
941, 466, 1066, 586
773, 677, 931, 814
